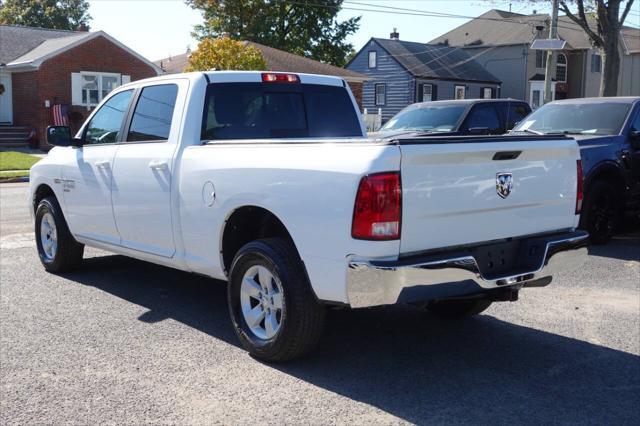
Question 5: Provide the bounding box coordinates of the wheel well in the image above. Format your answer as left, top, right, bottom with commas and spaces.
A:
221, 206, 296, 274
33, 184, 55, 212
586, 166, 626, 198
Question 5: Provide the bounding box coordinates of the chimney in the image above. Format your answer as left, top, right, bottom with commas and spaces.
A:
390, 28, 399, 40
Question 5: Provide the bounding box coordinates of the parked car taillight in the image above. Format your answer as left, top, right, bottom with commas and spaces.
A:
352, 172, 401, 240
576, 159, 584, 215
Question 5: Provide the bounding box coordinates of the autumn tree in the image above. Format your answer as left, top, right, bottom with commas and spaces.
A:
185, 0, 360, 66
185, 37, 267, 71
0, 0, 91, 30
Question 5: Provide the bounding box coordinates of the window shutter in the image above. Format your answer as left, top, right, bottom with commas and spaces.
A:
122, 75, 131, 84
417, 83, 423, 102
432, 84, 438, 101
491, 88, 496, 99
71, 72, 82, 105
480, 87, 485, 99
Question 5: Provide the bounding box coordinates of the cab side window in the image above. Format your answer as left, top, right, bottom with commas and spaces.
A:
506, 103, 530, 130
464, 104, 502, 134
631, 109, 640, 131
127, 84, 178, 142
84, 90, 133, 144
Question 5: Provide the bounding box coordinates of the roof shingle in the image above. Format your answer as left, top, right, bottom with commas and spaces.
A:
372, 38, 501, 83
429, 9, 640, 51
155, 41, 369, 81
0, 25, 86, 64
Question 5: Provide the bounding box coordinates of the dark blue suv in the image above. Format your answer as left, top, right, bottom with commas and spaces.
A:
513, 97, 640, 244
371, 99, 531, 137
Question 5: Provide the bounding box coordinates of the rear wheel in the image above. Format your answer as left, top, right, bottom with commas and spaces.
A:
580, 181, 620, 245
426, 298, 492, 318
35, 196, 84, 272
228, 238, 325, 362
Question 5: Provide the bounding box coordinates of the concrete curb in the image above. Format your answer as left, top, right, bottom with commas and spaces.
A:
0, 177, 29, 183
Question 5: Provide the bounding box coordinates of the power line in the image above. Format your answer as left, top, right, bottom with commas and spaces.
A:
284, 0, 639, 36
345, 0, 623, 33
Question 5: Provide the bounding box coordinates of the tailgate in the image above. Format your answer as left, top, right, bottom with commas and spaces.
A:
399, 137, 580, 254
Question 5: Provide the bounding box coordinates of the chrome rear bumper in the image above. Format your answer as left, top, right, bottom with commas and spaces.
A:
346, 230, 588, 308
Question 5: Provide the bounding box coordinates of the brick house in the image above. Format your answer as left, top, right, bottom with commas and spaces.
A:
0, 25, 161, 149
155, 41, 369, 107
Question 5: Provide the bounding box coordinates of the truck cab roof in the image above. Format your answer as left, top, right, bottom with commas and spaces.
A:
120, 70, 349, 89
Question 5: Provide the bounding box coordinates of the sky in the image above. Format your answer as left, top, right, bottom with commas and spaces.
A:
87, 0, 640, 62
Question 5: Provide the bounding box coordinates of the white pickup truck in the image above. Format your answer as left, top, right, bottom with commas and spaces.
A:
31, 71, 588, 361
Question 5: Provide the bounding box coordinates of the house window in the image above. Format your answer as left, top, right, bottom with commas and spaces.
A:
454, 85, 466, 100
81, 74, 99, 105
102, 75, 119, 98
556, 53, 567, 82
535, 50, 547, 69
375, 83, 386, 105
532, 89, 541, 109
422, 84, 433, 102
591, 53, 601, 73
481, 87, 493, 99
74, 72, 122, 106
368, 51, 377, 68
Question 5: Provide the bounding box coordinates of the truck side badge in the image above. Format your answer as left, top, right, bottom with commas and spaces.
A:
496, 173, 513, 199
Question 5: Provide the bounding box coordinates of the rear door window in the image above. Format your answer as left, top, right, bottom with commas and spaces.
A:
127, 84, 178, 142
202, 83, 361, 140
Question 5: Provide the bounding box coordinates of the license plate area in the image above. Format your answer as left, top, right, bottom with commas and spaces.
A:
469, 240, 520, 277
467, 237, 547, 280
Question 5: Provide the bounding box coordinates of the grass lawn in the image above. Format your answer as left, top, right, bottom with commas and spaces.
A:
0, 151, 41, 172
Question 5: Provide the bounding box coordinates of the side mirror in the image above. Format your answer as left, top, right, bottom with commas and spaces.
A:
468, 127, 490, 135
46, 126, 82, 147
631, 130, 640, 149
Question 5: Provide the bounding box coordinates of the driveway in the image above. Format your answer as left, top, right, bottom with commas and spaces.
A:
1, 183, 638, 424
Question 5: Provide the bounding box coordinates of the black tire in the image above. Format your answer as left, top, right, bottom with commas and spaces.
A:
580, 181, 620, 245
228, 238, 325, 362
35, 196, 84, 272
426, 298, 492, 318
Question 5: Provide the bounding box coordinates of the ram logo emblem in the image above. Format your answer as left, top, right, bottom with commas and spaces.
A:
496, 173, 513, 199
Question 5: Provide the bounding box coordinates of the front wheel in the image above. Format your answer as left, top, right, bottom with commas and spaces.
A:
228, 238, 325, 362
426, 298, 492, 318
580, 181, 620, 245
35, 196, 84, 272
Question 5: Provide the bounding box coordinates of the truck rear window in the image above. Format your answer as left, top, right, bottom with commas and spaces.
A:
201, 83, 362, 140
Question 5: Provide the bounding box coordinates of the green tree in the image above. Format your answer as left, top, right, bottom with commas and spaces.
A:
185, 36, 267, 71
0, 0, 91, 30
186, 0, 360, 66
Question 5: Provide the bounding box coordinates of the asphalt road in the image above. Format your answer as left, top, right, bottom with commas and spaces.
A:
1, 182, 639, 425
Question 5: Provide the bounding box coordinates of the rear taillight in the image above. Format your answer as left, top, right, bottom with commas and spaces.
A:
576, 159, 584, 214
352, 172, 401, 240
261, 73, 300, 83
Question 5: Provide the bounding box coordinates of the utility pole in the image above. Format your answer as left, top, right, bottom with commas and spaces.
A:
543, 0, 559, 104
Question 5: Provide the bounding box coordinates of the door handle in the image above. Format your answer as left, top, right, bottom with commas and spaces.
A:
148, 160, 168, 170
94, 160, 110, 169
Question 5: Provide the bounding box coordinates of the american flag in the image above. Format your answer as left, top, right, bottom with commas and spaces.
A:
52, 104, 69, 126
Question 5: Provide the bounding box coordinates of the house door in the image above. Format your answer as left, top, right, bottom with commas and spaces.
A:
0, 73, 13, 124
529, 81, 556, 109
